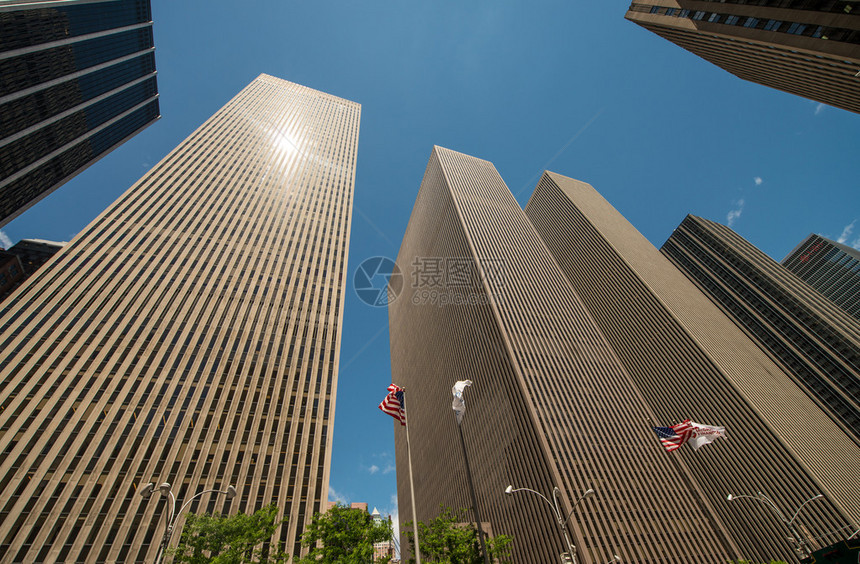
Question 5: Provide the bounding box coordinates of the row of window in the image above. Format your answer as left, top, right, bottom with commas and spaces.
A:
637, 4, 860, 44
695, 0, 856, 14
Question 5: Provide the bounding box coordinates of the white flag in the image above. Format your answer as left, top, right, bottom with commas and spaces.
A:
451, 380, 473, 425
688, 422, 727, 450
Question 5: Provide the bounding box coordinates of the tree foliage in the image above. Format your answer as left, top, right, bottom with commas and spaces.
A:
403, 506, 513, 564
298, 503, 393, 563
167, 503, 289, 564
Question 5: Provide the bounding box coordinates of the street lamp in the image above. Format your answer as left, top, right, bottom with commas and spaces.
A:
139, 481, 238, 564
505, 484, 594, 564
726, 492, 823, 559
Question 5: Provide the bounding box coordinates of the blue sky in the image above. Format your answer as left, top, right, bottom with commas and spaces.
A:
2, 0, 858, 541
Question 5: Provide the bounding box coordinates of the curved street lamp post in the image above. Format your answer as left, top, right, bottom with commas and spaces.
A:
505, 484, 594, 564
139, 481, 238, 564
726, 492, 823, 559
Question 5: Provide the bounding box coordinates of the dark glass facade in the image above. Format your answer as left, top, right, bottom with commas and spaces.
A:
783, 234, 860, 320
662, 216, 860, 443
0, 0, 159, 227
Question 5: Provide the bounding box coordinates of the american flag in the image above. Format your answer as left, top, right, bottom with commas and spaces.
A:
653, 420, 692, 452
379, 384, 406, 426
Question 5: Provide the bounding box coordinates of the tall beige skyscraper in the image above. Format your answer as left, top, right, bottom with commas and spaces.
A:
389, 147, 858, 564
0, 74, 359, 562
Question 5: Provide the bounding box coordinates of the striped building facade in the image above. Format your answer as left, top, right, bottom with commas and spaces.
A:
388, 148, 859, 563
625, 1, 860, 114
783, 233, 860, 321
0, 0, 160, 227
661, 216, 860, 443
527, 175, 860, 562
0, 74, 359, 562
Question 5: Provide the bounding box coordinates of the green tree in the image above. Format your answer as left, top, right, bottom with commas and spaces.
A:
166, 503, 289, 564
403, 506, 513, 564
298, 503, 393, 563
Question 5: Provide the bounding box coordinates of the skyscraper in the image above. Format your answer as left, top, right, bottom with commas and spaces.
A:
661, 215, 860, 441
0, 0, 160, 227
0, 74, 359, 562
783, 233, 860, 321
389, 147, 859, 564
624, 2, 860, 114
526, 176, 860, 560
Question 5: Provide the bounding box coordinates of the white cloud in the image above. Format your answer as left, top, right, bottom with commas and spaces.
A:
754, 177, 763, 186
727, 199, 745, 227
837, 220, 855, 245
383, 463, 396, 475
328, 485, 348, 505
814, 103, 826, 115
368, 464, 380, 475
852, 238, 860, 251
0, 229, 12, 249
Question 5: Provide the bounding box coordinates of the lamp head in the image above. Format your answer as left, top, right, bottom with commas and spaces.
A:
504, 485, 513, 496
226, 485, 237, 499
584, 488, 595, 497
726, 494, 734, 501
158, 482, 171, 496
139, 483, 154, 499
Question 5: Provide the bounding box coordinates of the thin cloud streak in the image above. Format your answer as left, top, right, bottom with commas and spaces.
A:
727, 199, 745, 227
0, 229, 12, 249
837, 220, 855, 245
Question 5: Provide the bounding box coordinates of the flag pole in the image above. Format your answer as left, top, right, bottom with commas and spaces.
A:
404, 416, 422, 564
457, 418, 491, 564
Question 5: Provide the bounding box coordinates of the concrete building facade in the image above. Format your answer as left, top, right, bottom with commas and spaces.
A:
388, 147, 859, 563
625, 1, 860, 114
0, 74, 358, 562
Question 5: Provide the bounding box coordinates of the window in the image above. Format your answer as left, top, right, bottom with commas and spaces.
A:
650, 6, 660, 13
693, 11, 706, 20
708, 13, 721, 22
679, 9, 690, 17
743, 17, 759, 28
665, 8, 676, 15
787, 22, 807, 34
725, 15, 740, 25
764, 19, 782, 31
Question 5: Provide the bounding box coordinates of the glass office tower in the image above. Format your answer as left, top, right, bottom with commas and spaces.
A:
0, 74, 359, 562
0, 0, 160, 226
783, 234, 860, 321
662, 216, 860, 442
